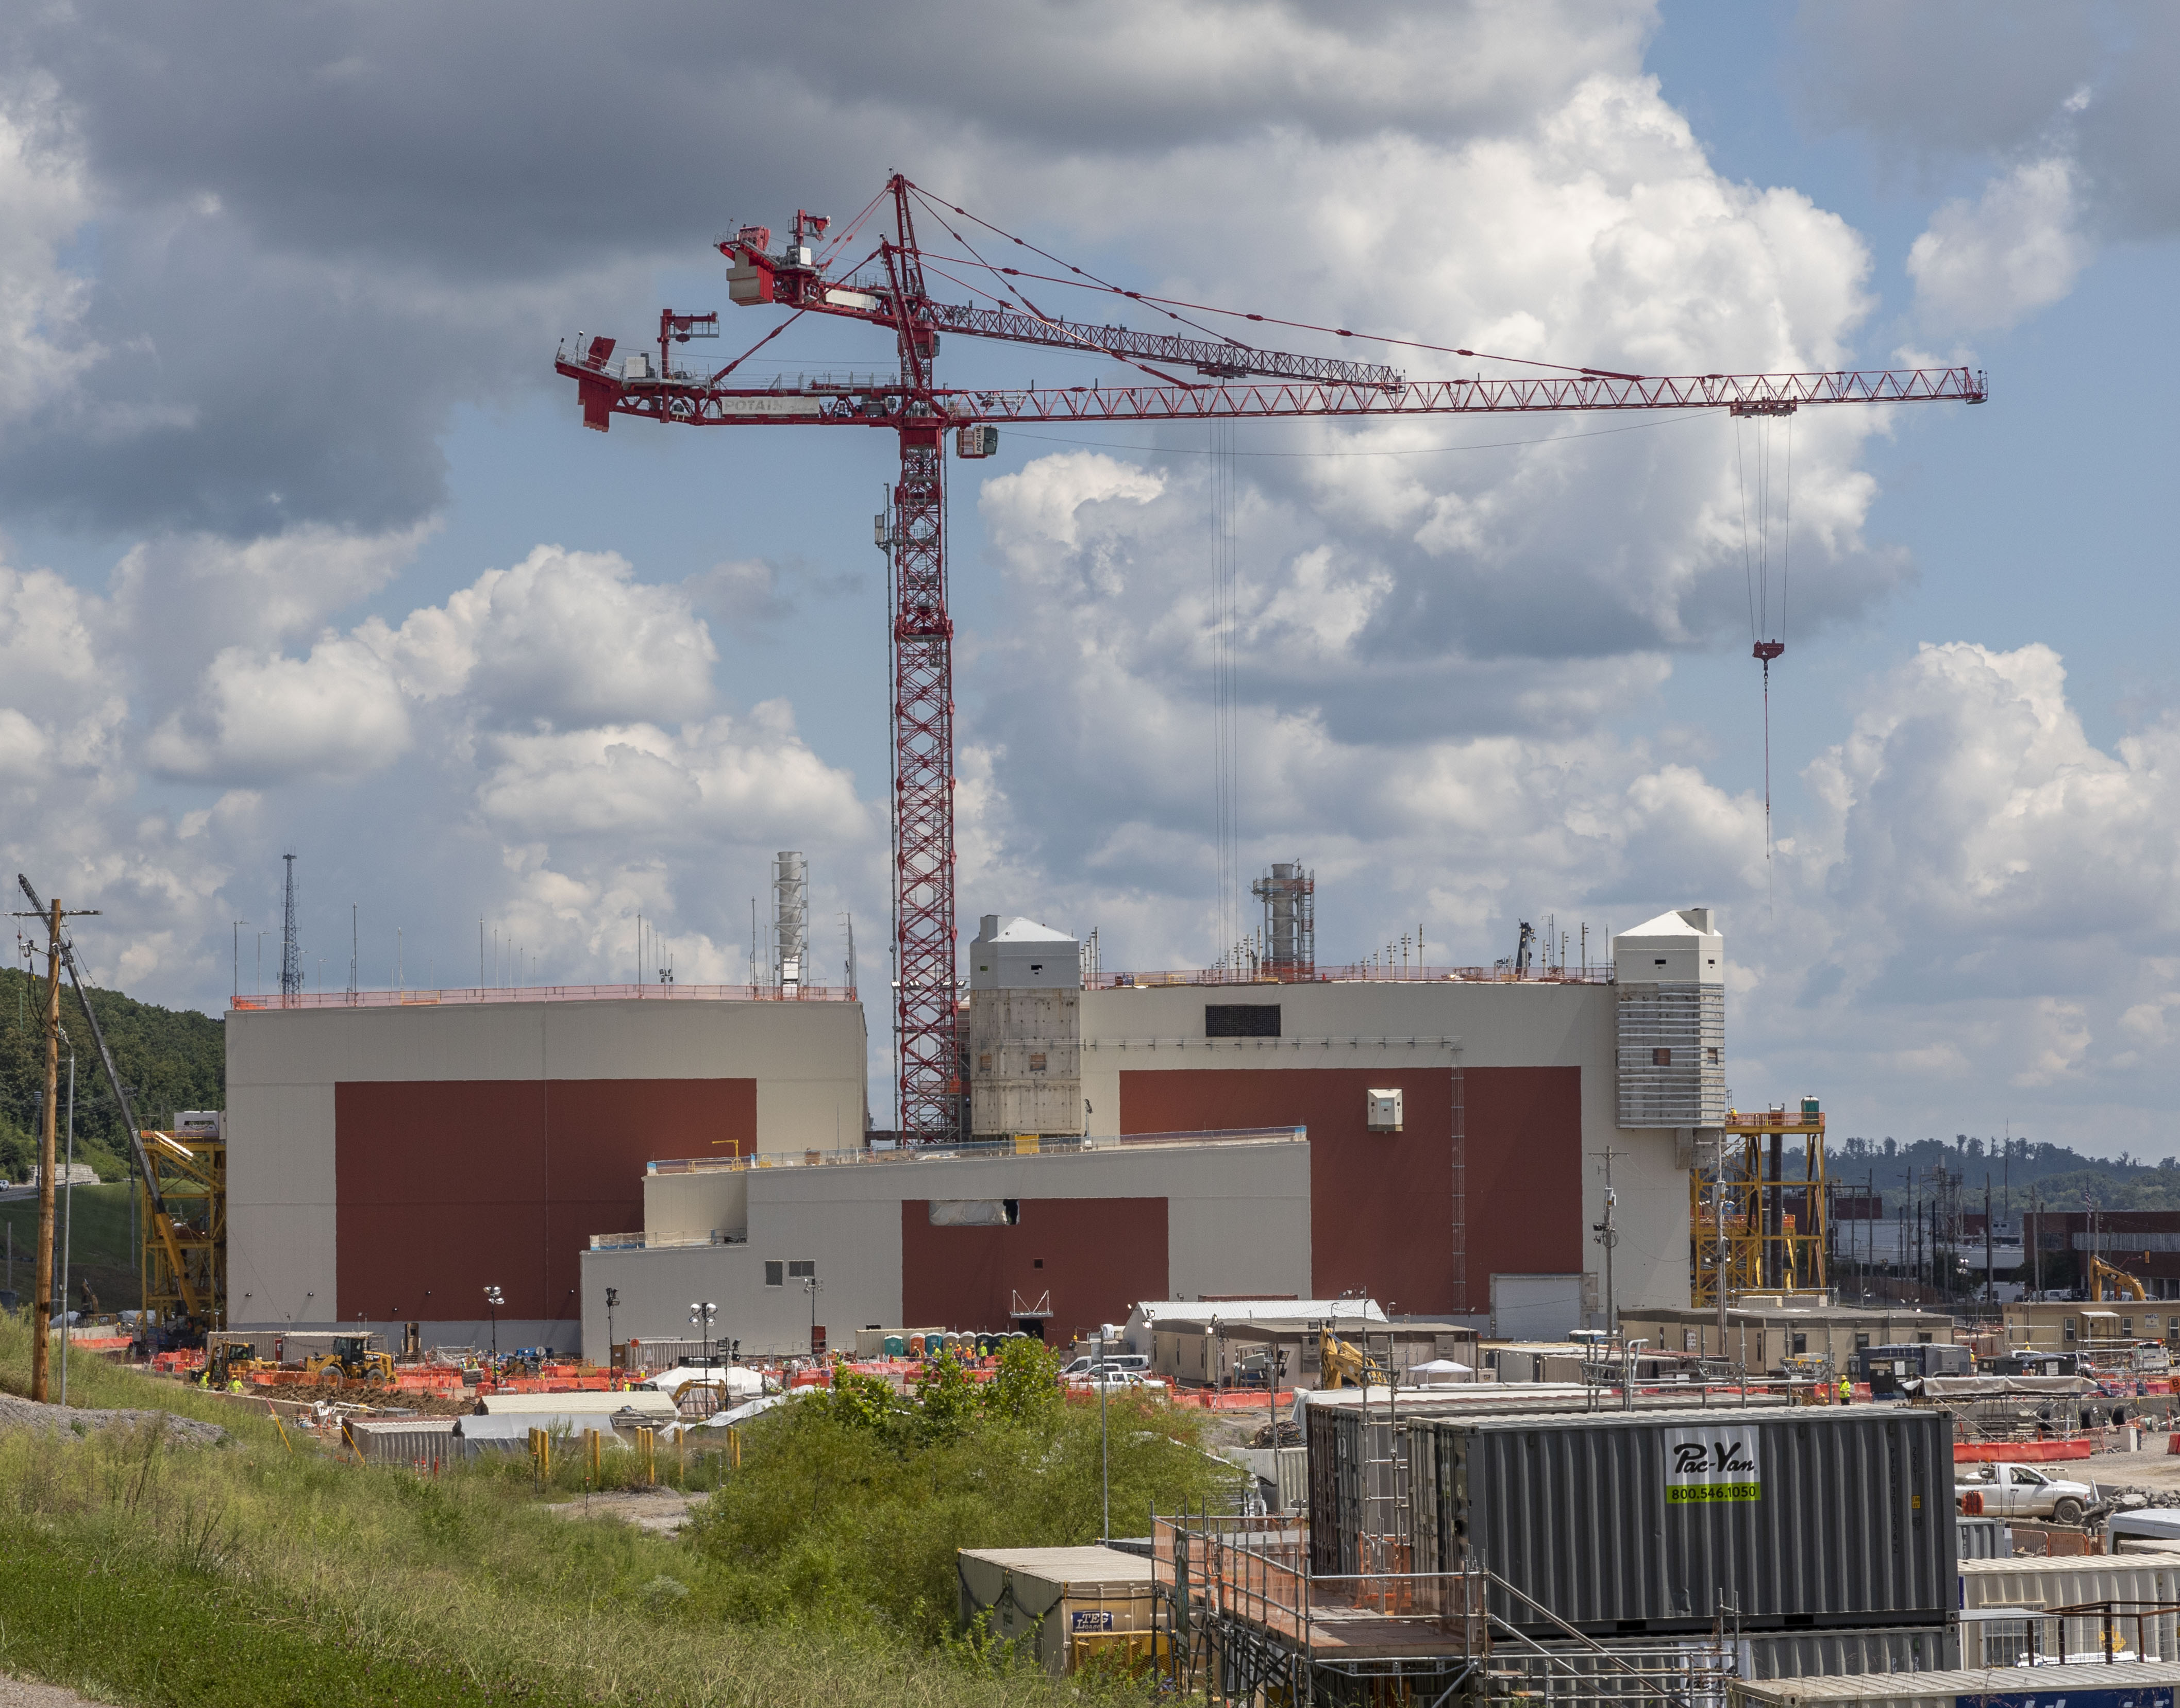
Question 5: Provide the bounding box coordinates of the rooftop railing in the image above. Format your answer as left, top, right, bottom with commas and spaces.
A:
232, 982, 855, 1011
645, 1126, 1306, 1175
1096, 962, 1614, 988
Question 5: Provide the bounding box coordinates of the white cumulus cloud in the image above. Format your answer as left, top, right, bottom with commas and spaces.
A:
1908, 157, 2091, 333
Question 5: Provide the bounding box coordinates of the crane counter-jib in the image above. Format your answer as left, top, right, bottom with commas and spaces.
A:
559, 357, 1987, 431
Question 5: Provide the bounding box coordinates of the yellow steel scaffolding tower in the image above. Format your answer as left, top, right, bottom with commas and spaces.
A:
138, 1127, 225, 1330
1692, 1100, 1827, 1307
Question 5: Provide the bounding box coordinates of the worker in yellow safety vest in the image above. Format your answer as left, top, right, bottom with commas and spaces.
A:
1837, 1375, 1851, 1404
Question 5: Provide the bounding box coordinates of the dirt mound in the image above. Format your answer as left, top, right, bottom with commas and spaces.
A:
0, 1391, 227, 1445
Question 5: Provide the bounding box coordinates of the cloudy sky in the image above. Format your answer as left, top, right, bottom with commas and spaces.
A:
1, 2, 2173, 1147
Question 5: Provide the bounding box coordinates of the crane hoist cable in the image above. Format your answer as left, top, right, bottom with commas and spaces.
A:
1737, 412, 1792, 906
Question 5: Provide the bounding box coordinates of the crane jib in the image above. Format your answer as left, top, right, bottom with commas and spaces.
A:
558, 360, 1986, 428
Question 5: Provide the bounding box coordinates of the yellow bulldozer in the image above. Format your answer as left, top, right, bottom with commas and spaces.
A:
305, 1334, 396, 1392
1318, 1326, 1393, 1391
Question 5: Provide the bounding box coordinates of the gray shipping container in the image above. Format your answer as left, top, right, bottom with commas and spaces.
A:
1400, 1406, 1954, 1636
1956, 1516, 2012, 1560
345, 1417, 465, 1468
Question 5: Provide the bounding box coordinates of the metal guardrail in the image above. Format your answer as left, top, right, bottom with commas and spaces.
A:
588, 1229, 750, 1251
1152, 1511, 1729, 1706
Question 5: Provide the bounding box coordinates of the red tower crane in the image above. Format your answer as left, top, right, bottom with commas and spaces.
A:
558, 174, 1986, 1140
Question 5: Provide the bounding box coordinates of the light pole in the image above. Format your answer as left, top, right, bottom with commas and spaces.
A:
803, 1277, 824, 1358
484, 1285, 503, 1361
605, 1286, 618, 1368
1096, 1330, 1111, 1540
232, 920, 248, 1001
690, 1300, 717, 1366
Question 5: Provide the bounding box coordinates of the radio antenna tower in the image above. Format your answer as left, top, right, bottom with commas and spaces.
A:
279, 852, 303, 1004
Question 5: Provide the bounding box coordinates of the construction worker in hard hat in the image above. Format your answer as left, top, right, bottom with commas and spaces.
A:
1837, 1374, 1851, 1404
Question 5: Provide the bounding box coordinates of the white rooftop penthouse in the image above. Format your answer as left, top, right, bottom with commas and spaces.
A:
970, 915, 1081, 991
1613, 908, 1726, 1130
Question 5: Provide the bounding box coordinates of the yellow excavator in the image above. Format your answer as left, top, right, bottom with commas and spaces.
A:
1318, 1326, 1394, 1391
2091, 1254, 2149, 1301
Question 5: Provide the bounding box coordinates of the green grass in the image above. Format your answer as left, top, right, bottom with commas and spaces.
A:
0, 1317, 1152, 1707
0, 1181, 140, 1312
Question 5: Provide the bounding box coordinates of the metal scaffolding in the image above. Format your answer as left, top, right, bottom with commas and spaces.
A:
139, 1126, 225, 1330
1692, 1103, 1829, 1306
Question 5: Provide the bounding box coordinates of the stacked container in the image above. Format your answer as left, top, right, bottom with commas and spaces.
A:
1958, 1555, 2180, 1666
1304, 1404, 1954, 1648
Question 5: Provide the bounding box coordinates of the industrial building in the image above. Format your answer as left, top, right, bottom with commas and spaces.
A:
223, 902, 1728, 1358
574, 907, 1722, 1357
225, 986, 866, 1349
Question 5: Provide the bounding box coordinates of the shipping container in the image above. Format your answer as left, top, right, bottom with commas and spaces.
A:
345, 1418, 465, 1468
1958, 1517, 2014, 1560
1737, 1625, 1958, 1680
955, 1546, 1161, 1678
1958, 1556, 2180, 1665
1730, 1658, 2180, 1708
1397, 1405, 1954, 1636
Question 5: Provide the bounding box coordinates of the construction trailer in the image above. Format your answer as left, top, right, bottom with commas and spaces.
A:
957, 1546, 1163, 1678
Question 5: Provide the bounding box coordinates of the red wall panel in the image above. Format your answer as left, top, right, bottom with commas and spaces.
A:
1461, 1066, 1583, 1291
335, 1078, 756, 1325
1117, 1067, 1457, 1313
1116, 1063, 1583, 1314
900, 1198, 1168, 1339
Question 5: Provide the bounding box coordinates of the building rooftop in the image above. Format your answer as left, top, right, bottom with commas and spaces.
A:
645, 1126, 1307, 1177
232, 982, 854, 1012
957, 1546, 1152, 1590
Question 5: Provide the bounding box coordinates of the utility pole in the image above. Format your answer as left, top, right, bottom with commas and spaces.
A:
10, 889, 96, 1403
1985, 1176, 1994, 1310
2030, 1190, 2042, 1302
58, 1042, 74, 1408
1590, 1144, 1622, 1337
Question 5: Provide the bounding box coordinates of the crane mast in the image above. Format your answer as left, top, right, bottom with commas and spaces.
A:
875, 181, 960, 1139
557, 173, 1987, 1141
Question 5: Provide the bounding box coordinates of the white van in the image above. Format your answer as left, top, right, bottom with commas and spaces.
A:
1061, 1352, 1149, 1379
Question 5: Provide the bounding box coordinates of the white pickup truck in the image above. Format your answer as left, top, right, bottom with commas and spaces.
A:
1955, 1461, 2097, 1525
